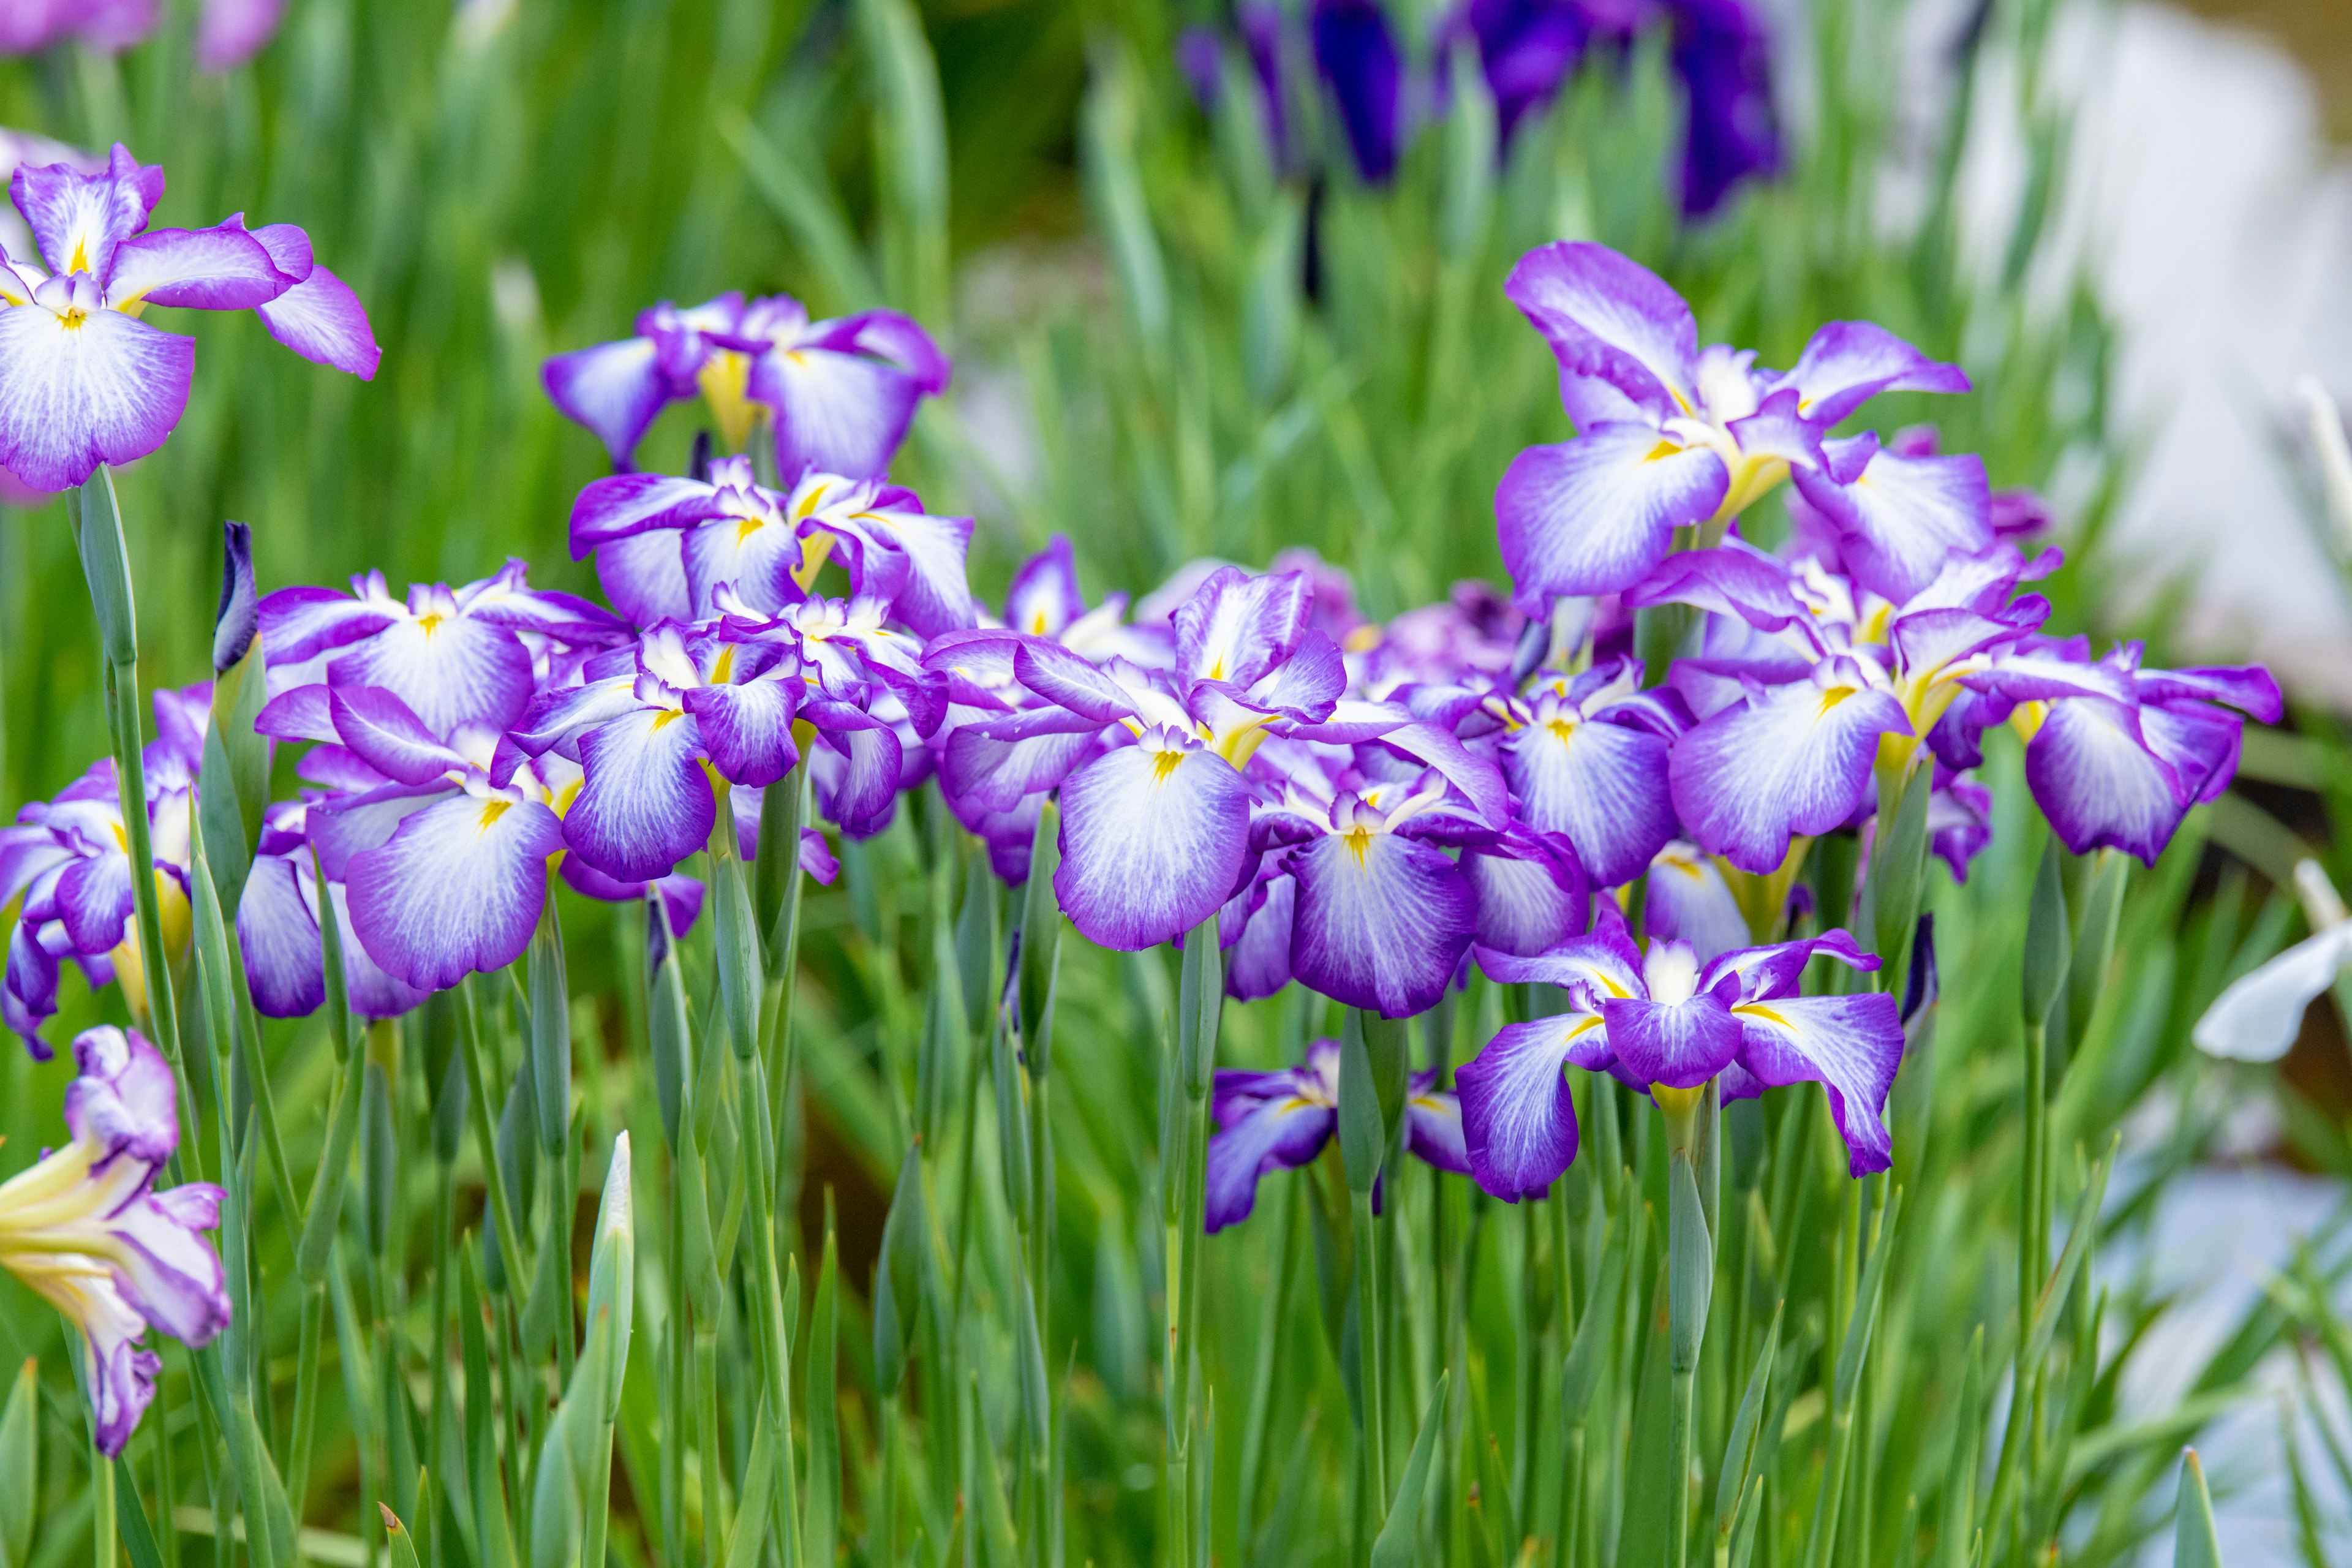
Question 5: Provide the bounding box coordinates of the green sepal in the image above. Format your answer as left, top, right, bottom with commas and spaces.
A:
1870, 758, 1935, 982
1668, 1150, 1714, 1373
585, 1134, 635, 1421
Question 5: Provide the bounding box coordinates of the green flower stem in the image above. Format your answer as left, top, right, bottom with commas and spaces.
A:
285, 1284, 325, 1517
695, 1327, 724, 1568
456, 979, 532, 1298
1660, 1084, 1716, 1568
1164, 914, 1222, 1568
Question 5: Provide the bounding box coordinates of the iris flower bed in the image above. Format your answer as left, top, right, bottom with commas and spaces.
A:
0, 1, 2337, 1567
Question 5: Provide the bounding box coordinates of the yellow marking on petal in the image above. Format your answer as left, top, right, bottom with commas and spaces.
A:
1341, 623, 1383, 654
1566, 1014, 1607, 1039
551, 777, 583, 818
709, 643, 736, 684
1643, 438, 1683, 464
793, 483, 830, 521
1151, 749, 1184, 785
2010, 699, 2048, 744
791, 529, 836, 592
477, 799, 513, 832
698, 350, 757, 451
1712, 453, 1792, 522
417, 612, 445, 636
1732, 1003, 1790, 1030
650, 709, 686, 731
1030, 611, 1050, 633
1342, 825, 1375, 865
1818, 686, 1857, 716
67, 238, 88, 274
1545, 717, 1576, 746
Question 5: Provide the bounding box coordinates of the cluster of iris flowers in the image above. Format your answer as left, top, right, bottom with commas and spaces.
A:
0, 143, 2280, 1461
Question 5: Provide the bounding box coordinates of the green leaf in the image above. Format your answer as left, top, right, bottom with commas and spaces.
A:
586, 1133, 636, 1421
1336, 1018, 1385, 1195
1618, 1256, 1676, 1568
362, 1060, 396, 1257
1713, 1302, 1783, 1534
718, 1407, 778, 1568
2024, 1137, 2117, 1371
2172, 1449, 2223, 1567
709, 835, 764, 1061
0, 1359, 36, 1568
296, 1047, 366, 1284
2022, 837, 2073, 1028
1017, 798, 1063, 1076
874, 1139, 929, 1395
527, 895, 571, 1156
2067, 849, 2129, 1048
380, 1501, 424, 1568
528, 1401, 581, 1568
67, 468, 135, 667
1369, 1373, 1449, 1568
804, 1198, 842, 1568
1871, 758, 1934, 978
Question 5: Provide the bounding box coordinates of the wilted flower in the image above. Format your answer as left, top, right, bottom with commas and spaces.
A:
0, 1025, 227, 1456
1206, 1036, 1468, 1230
0, 144, 377, 491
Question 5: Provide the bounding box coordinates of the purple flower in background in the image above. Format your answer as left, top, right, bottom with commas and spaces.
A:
1310, 0, 1404, 183
1496, 241, 1973, 606
0, 685, 206, 1052
1457, 905, 1901, 1198
1668, 0, 1781, 216
1638, 839, 1749, 960
1467, 0, 1592, 148
570, 456, 974, 634
0, 144, 377, 491
0, 1025, 227, 1456
541, 290, 948, 477
0, 0, 284, 66
194, 0, 285, 70
1205, 1037, 1469, 1231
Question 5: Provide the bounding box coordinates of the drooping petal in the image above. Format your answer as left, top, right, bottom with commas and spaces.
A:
752, 343, 924, 483
1731, 991, 1905, 1174
0, 302, 192, 492
1496, 426, 1728, 606
1504, 241, 1699, 417
566, 708, 717, 884
822, 491, 974, 638
12, 144, 162, 281
2192, 920, 2352, 1063
55, 851, 134, 956
1774, 320, 1970, 428
235, 853, 322, 1018
326, 684, 466, 786
1404, 1084, 1470, 1174
252, 259, 378, 378
104, 222, 288, 310
1054, 741, 1253, 951
1504, 708, 1678, 886
1788, 447, 1991, 605
1222, 872, 1297, 1001
1455, 1015, 1593, 1200
595, 530, 694, 627
2022, 697, 2185, 864
307, 781, 451, 881
682, 678, 801, 789
1286, 831, 1476, 1018
344, 794, 564, 992
543, 336, 669, 469
943, 714, 1101, 812
810, 722, 905, 839
1460, 831, 1589, 957
1204, 1095, 1335, 1232
1670, 674, 1907, 874
107, 1183, 231, 1346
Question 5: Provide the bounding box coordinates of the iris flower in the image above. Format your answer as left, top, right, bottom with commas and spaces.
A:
1455, 904, 1902, 1199
1495, 241, 1973, 607
1206, 1037, 1469, 1231
541, 290, 948, 478
0, 143, 377, 492
0, 1025, 227, 1456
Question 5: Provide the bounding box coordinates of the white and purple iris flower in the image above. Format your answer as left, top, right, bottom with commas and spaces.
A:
1456, 903, 1904, 1199
568, 454, 974, 636
0, 143, 376, 492
0, 684, 206, 1052
1495, 241, 1974, 608
0, 1025, 227, 1456
542, 290, 948, 478
1205, 1036, 1469, 1231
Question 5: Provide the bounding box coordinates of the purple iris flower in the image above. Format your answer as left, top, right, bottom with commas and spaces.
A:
1205, 1036, 1469, 1231
1785, 423, 2052, 587
0, 144, 376, 491
570, 456, 974, 636
1310, 0, 1404, 183
0, 1025, 227, 1456
1668, 0, 1781, 216
258, 560, 630, 737
541, 290, 949, 478
1638, 839, 1749, 960
0, 685, 207, 1053
236, 802, 429, 1021
1495, 241, 1973, 607
0, 0, 285, 66
1466, 0, 1593, 148
1457, 903, 1902, 1198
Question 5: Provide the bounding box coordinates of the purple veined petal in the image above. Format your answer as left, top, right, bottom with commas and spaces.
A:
1455, 1014, 1593, 1201
682, 677, 801, 789
1598, 987, 1743, 1090
510, 669, 643, 760
1404, 1083, 1470, 1174
750, 342, 925, 483
458, 558, 630, 643
12, 143, 162, 282
565, 707, 717, 884
325, 612, 533, 736
1287, 830, 1476, 1018
318, 880, 426, 1019
829, 493, 975, 638
1722, 388, 1826, 474
345, 794, 563, 992
106, 1182, 230, 1346
1222, 871, 1297, 1001
55, 851, 134, 956
39, 1264, 159, 1458
1504, 708, 1678, 888
1054, 739, 1254, 951
196, 0, 286, 69
1309, 0, 1403, 183
569, 473, 717, 553
0, 300, 192, 492
1731, 991, 1905, 1175
1699, 929, 1875, 1003
1669, 674, 1907, 875
1174, 567, 1313, 692
2141, 698, 2245, 806
1474, 902, 1647, 1000
810, 721, 905, 839
543, 336, 669, 469
104, 222, 289, 311
1788, 448, 1991, 605
256, 582, 401, 668
2023, 696, 2187, 864
681, 513, 803, 620
1368, 720, 1510, 828
1496, 426, 1729, 607
241, 222, 312, 284
2134, 663, 2283, 723
1642, 842, 1749, 962
2193, 919, 2352, 1063
307, 780, 454, 881
66, 1023, 180, 1159
235, 853, 323, 1018
1204, 1094, 1336, 1232
249, 256, 377, 377
1245, 626, 1346, 717
595, 530, 693, 627
326, 684, 467, 786
1004, 535, 1085, 637
255, 684, 338, 744
797, 827, 840, 886
4, 919, 64, 1054
1927, 773, 1992, 882
1774, 320, 1970, 428
799, 309, 951, 392
1013, 639, 1144, 724
1504, 241, 1700, 418
1460, 830, 1589, 957
943, 717, 1099, 813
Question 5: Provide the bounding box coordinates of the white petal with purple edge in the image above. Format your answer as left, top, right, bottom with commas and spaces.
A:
13, 146, 160, 281
1790, 448, 1990, 605
543, 336, 668, 466
684, 679, 801, 788
567, 707, 717, 884
1642, 845, 1749, 962
1405, 1087, 1469, 1174
1287, 831, 1475, 1017
235, 853, 322, 1018
1175, 568, 1312, 690
1597, 993, 1743, 1088
1732, 992, 1904, 1174
1223, 873, 1296, 1001
327, 684, 466, 785
0, 303, 192, 492
2023, 696, 2185, 863
1670, 679, 1907, 874
1455, 1016, 1592, 1200
1504, 241, 1698, 416
1461, 837, 1588, 957
327, 612, 533, 736
595, 530, 693, 626
837, 497, 974, 637
1776, 320, 1969, 427
1505, 713, 1676, 887
1054, 742, 1251, 951
755, 346, 924, 481
255, 262, 379, 379
1204, 1096, 1335, 1232
1496, 427, 1728, 605
105, 224, 288, 310
345, 795, 564, 992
